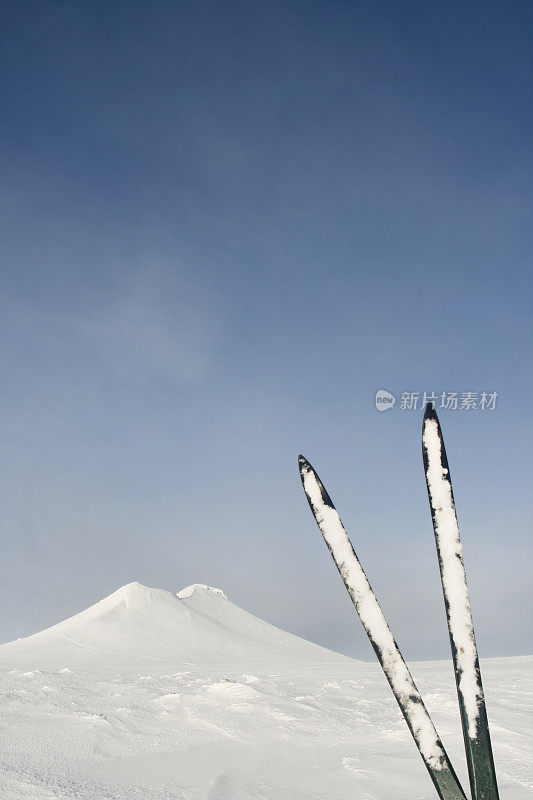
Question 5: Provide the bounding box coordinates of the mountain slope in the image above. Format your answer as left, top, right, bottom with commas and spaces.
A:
0, 582, 355, 671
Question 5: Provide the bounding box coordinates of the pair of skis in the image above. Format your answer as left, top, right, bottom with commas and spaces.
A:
298, 404, 499, 800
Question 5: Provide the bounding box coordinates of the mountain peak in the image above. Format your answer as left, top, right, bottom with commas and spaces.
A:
104, 581, 148, 604
177, 584, 227, 600
78, 581, 178, 616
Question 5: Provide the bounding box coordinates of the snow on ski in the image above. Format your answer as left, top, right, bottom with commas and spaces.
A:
422, 404, 500, 800
298, 455, 467, 800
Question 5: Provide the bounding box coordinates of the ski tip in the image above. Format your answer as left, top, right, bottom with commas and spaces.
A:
298, 454, 310, 471
297, 455, 314, 493
297, 455, 334, 510
298, 455, 319, 487
423, 401, 439, 423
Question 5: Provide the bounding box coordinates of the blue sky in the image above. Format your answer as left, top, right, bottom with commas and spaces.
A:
1, 0, 531, 659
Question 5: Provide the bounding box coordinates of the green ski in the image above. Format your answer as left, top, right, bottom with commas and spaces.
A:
422, 404, 500, 800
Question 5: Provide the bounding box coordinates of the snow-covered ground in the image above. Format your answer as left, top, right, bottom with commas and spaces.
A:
0, 583, 530, 799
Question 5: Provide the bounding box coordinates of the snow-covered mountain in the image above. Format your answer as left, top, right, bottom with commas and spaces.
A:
0, 583, 531, 799
0, 581, 354, 671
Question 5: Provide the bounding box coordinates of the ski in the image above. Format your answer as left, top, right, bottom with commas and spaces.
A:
422, 404, 500, 800
298, 455, 467, 800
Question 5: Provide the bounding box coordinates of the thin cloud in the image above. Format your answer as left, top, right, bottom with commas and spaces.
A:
2, 264, 224, 387
76, 265, 222, 385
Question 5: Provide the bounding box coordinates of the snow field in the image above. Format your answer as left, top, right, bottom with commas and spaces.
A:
0, 583, 530, 799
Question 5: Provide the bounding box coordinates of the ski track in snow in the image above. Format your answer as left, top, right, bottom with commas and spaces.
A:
62, 635, 181, 663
